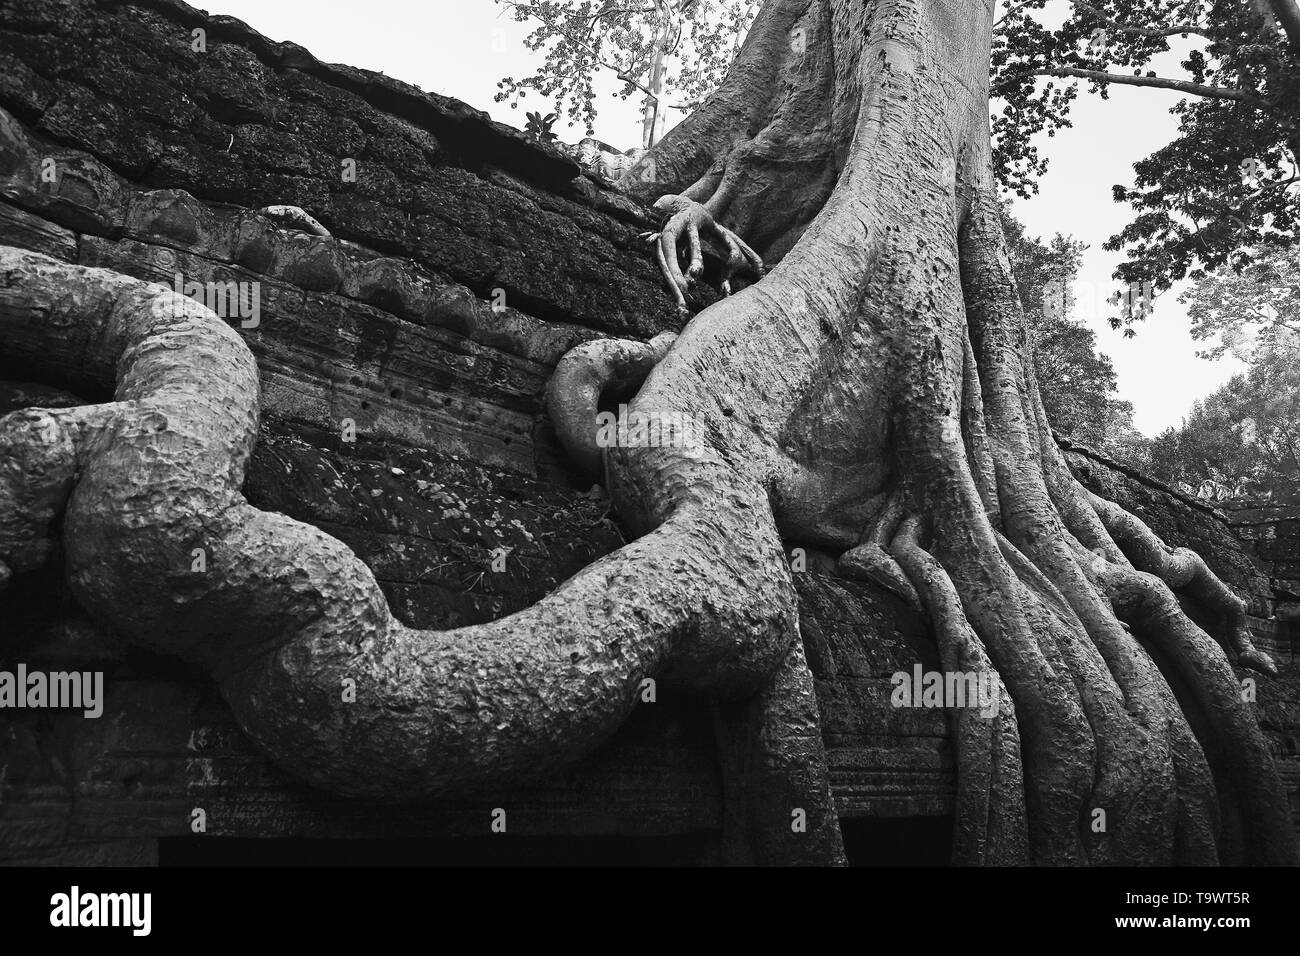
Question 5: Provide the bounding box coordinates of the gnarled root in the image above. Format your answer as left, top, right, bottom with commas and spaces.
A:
1086, 491, 1277, 676
837, 492, 921, 610
644, 195, 765, 312
890, 516, 1028, 865
0, 246, 806, 810
0, 406, 80, 591
942, 190, 1289, 864
546, 330, 678, 477
1082, 549, 1295, 865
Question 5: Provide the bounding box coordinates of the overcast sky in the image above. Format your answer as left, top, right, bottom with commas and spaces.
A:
201, 0, 1246, 435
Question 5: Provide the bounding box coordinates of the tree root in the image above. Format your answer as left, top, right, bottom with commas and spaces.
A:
644, 195, 764, 312
1083, 547, 1296, 865
546, 330, 678, 477
255, 205, 331, 237
946, 188, 1290, 864
1086, 490, 1278, 675
0, 246, 803, 805
836, 492, 921, 609
0, 406, 80, 591
891, 516, 1028, 865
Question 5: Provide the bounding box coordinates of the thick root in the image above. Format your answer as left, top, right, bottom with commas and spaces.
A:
836, 492, 921, 609
255, 204, 331, 237
546, 330, 677, 477
940, 186, 1235, 864
0, 246, 798, 803
891, 516, 1029, 865
646, 195, 765, 311
1082, 546, 1299, 865
713, 636, 848, 866
1087, 491, 1278, 675
0, 406, 80, 586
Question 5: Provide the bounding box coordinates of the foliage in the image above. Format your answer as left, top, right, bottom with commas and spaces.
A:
493, 0, 759, 145
1147, 331, 1300, 499
993, 0, 1300, 330
524, 110, 560, 141
1181, 242, 1300, 359
1002, 207, 1149, 461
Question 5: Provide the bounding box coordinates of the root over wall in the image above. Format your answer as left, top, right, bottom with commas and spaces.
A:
0, 0, 1295, 864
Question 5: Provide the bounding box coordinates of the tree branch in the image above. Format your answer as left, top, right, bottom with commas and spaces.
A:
501, 0, 659, 100
1035, 67, 1274, 109
587, 4, 659, 35
994, 0, 1039, 27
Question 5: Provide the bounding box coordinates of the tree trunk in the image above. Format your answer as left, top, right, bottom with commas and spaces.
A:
642, 38, 667, 149
1, 0, 1296, 866
601, 0, 1299, 864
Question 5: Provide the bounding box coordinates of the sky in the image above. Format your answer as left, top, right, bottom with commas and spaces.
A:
200, 0, 1246, 435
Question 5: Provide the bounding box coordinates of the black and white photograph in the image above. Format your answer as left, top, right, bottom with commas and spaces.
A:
0, 0, 1297, 926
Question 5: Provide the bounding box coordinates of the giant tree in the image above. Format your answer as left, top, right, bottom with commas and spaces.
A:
2, 0, 1296, 867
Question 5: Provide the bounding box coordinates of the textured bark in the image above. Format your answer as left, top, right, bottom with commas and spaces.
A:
601, 0, 1296, 863
0, 250, 798, 802
2, 0, 1296, 866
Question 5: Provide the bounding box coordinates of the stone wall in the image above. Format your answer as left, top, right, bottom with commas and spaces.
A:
0, 0, 1294, 864
1221, 499, 1300, 625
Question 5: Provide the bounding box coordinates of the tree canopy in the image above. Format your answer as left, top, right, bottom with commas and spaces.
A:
493, 0, 759, 148
993, 0, 1300, 329
1149, 337, 1300, 499
1182, 242, 1300, 359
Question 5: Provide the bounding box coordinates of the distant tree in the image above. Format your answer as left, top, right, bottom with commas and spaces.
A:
1100, 411, 1157, 469
1034, 318, 1150, 453
494, 0, 758, 148
1002, 207, 1149, 460
1181, 243, 1300, 359
994, 0, 1300, 330
1148, 331, 1300, 498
